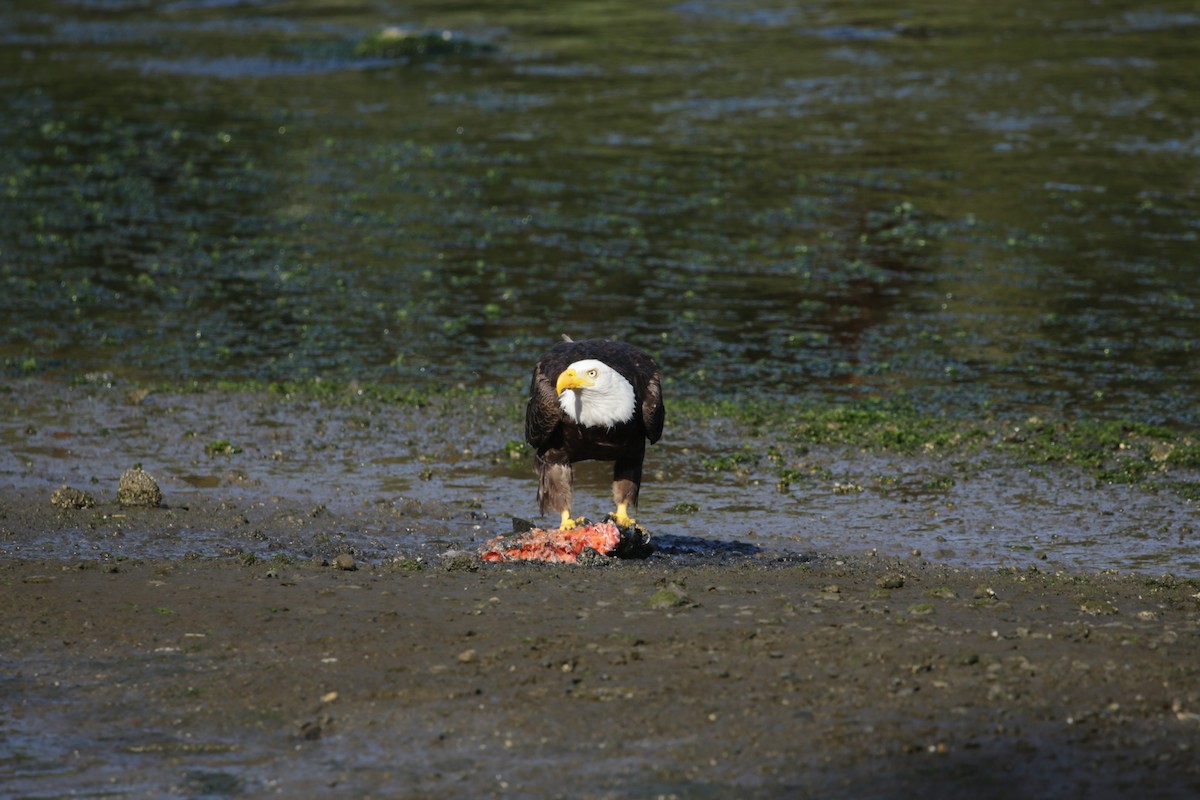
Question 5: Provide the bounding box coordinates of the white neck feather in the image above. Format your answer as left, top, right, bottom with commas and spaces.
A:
558, 363, 636, 429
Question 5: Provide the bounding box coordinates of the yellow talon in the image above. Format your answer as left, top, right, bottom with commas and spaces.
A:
612, 503, 635, 529
558, 510, 582, 530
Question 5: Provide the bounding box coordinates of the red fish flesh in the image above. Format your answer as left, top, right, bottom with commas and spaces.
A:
480, 521, 626, 563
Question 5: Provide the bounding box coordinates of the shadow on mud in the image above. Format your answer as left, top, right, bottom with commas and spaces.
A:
646, 533, 816, 567
652, 532, 764, 557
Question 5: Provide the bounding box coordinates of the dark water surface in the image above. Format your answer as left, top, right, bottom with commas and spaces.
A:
2, 0, 1198, 424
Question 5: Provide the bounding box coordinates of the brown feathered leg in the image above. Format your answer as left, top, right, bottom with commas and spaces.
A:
537, 454, 578, 530
611, 447, 645, 529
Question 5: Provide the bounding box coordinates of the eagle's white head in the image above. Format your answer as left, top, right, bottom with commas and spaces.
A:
555, 358, 636, 429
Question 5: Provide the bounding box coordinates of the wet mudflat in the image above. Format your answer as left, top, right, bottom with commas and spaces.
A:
2, 381, 1197, 573
1, 382, 1199, 797
4, 552, 1200, 798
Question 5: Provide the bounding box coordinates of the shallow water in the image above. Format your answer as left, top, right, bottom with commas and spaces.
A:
1, 0, 1198, 427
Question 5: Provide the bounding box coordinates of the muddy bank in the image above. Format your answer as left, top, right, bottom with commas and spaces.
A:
3, 380, 1197, 573
2, 381, 1200, 796
3, 555, 1199, 798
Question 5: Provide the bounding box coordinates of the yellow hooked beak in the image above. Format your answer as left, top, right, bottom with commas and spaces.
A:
555, 368, 594, 395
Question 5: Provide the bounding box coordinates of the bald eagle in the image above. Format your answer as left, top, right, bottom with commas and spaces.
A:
525, 338, 665, 530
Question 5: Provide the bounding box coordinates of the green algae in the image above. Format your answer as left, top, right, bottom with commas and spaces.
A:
668, 395, 1199, 500
1166, 444, 1200, 469
70, 373, 1200, 504
204, 440, 242, 457
648, 586, 690, 610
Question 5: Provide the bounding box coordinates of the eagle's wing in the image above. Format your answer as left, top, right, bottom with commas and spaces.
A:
641, 364, 665, 445
525, 365, 562, 448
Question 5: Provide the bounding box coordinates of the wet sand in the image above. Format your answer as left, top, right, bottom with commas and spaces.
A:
4, 547, 1200, 798
2, 383, 1200, 796
7, 501, 1200, 800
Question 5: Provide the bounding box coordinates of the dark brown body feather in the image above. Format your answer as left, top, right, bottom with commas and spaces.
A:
525, 339, 664, 519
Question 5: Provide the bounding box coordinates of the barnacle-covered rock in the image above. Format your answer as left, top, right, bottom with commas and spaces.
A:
117, 467, 162, 508
51, 485, 95, 509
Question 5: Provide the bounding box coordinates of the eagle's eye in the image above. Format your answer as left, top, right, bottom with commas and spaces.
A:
587, 369, 598, 378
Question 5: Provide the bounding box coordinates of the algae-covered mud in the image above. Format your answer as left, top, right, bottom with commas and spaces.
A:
2, 382, 1198, 574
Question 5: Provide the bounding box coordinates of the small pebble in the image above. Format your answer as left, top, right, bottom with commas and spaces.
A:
334, 553, 357, 571
648, 585, 690, 609
442, 551, 479, 572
